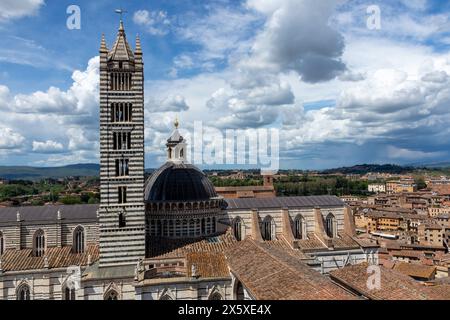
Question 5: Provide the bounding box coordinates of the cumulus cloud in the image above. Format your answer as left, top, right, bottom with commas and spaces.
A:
338, 70, 366, 82
336, 68, 450, 118
0, 57, 100, 165
279, 55, 450, 164
0, 127, 25, 149
133, 9, 171, 36
0, 0, 44, 22
146, 95, 190, 112
67, 127, 98, 151
8, 56, 99, 114
32, 140, 64, 153
206, 71, 294, 128
245, 0, 346, 83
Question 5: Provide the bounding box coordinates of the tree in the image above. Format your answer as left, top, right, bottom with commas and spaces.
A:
415, 177, 427, 190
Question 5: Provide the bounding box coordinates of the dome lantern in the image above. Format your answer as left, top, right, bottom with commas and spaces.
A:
166, 117, 186, 163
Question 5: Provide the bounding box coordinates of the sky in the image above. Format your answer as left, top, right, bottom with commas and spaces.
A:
0, 0, 450, 170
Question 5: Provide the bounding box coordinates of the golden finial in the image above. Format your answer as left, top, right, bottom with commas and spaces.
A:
174, 116, 179, 129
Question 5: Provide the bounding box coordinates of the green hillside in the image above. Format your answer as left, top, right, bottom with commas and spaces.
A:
0, 164, 100, 180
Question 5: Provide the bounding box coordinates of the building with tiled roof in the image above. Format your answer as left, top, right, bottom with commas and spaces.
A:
0, 18, 383, 301
393, 262, 436, 281
224, 239, 357, 300
330, 262, 450, 300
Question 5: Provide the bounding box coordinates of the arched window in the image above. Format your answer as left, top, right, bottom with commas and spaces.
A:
160, 294, 173, 300
233, 217, 243, 241
17, 283, 30, 300
261, 216, 275, 241
34, 229, 45, 257
325, 213, 335, 238
64, 287, 76, 300
235, 281, 245, 300
104, 289, 119, 300
73, 226, 85, 254
294, 215, 306, 240
0, 231, 4, 255
208, 292, 223, 300
180, 148, 184, 158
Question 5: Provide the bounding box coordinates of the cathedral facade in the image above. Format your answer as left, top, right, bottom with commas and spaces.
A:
0, 21, 379, 300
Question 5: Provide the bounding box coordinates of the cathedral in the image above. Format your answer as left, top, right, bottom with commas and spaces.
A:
0, 20, 379, 300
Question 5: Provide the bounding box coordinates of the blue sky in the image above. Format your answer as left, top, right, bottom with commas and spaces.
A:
0, 0, 450, 170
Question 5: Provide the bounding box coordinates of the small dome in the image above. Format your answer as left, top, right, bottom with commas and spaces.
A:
145, 162, 218, 202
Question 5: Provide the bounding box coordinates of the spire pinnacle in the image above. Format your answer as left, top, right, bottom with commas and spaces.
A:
100, 33, 108, 52
174, 116, 179, 129
135, 34, 142, 54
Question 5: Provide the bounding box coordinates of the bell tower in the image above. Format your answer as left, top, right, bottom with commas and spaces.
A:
98, 18, 146, 267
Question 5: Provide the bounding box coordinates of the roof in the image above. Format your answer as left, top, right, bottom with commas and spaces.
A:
108, 21, 134, 62
330, 262, 450, 300
390, 250, 423, 259
215, 186, 274, 192
225, 195, 344, 210
146, 230, 237, 259
393, 262, 436, 279
0, 244, 99, 272
144, 162, 218, 202
82, 263, 135, 280
422, 223, 443, 230
297, 232, 362, 251
186, 252, 229, 278
224, 239, 356, 300
0, 204, 98, 223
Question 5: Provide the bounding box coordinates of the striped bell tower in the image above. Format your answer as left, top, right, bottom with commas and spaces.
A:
98, 19, 146, 267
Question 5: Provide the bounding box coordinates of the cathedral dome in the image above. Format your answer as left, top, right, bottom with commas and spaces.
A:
144, 162, 218, 202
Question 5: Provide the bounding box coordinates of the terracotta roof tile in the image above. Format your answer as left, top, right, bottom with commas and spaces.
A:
330, 262, 450, 300
224, 239, 356, 300
1, 244, 98, 272
146, 229, 237, 259
186, 252, 229, 278
393, 262, 436, 279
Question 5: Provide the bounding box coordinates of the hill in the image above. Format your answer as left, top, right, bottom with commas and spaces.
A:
0, 164, 100, 180
321, 164, 414, 175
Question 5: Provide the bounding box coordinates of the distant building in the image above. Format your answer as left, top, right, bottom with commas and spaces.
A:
386, 179, 417, 194
345, 174, 360, 181
429, 206, 450, 217
340, 195, 360, 203
392, 262, 437, 281
418, 222, 444, 247
427, 178, 450, 195
215, 173, 276, 199
368, 183, 386, 193
330, 263, 449, 299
